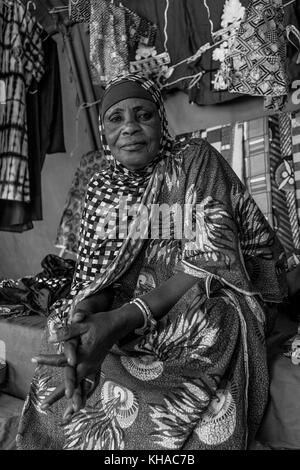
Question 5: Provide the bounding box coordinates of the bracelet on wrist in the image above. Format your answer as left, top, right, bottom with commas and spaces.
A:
129, 298, 157, 336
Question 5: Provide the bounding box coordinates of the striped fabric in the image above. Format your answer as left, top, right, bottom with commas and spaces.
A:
200, 124, 233, 167
243, 118, 273, 223
243, 116, 295, 253
278, 113, 300, 250
269, 115, 294, 252
0, 0, 44, 202
292, 112, 300, 227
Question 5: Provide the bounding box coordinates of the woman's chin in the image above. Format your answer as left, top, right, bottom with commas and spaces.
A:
118, 155, 155, 171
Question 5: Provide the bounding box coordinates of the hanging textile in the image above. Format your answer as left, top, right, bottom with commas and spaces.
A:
291, 111, 300, 228
285, 0, 300, 84
269, 115, 294, 252
277, 113, 300, 250
25, 31, 65, 223
0, 0, 45, 203
225, 0, 289, 111
62, 23, 102, 151
89, 0, 157, 86
231, 122, 245, 182
69, 0, 91, 24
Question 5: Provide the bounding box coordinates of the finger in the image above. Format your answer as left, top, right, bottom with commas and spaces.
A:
75, 376, 95, 412
76, 362, 90, 383
48, 323, 89, 343
71, 310, 88, 323
31, 354, 68, 367
40, 383, 65, 410
80, 386, 88, 409
64, 338, 78, 367
82, 374, 98, 400
72, 384, 83, 412
59, 401, 75, 426
64, 364, 77, 399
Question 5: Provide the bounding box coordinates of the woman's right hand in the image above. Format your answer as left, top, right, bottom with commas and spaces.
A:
32, 304, 142, 415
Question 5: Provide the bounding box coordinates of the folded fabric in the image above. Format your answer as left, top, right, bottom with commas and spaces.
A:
0, 255, 76, 317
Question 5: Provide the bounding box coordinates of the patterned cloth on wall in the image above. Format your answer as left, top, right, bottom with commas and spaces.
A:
225, 0, 289, 111
242, 115, 299, 253
277, 113, 300, 250
90, 0, 157, 86
268, 116, 294, 252
55, 149, 108, 255
69, 0, 91, 24
0, 0, 44, 203
292, 111, 300, 227
175, 126, 234, 163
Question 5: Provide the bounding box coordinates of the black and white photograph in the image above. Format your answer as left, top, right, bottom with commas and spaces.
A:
0, 0, 300, 454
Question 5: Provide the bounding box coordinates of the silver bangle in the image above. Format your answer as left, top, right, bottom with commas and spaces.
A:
130, 298, 157, 336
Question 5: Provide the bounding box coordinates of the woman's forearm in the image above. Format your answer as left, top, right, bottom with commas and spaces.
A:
122, 272, 199, 333
142, 272, 198, 319
75, 286, 115, 314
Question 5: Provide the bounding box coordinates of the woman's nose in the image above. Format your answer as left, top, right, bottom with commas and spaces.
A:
122, 115, 140, 135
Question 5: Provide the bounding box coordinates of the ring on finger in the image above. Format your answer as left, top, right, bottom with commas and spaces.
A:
83, 377, 95, 389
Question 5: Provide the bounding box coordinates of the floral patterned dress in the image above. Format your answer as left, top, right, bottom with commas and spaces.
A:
16, 139, 287, 450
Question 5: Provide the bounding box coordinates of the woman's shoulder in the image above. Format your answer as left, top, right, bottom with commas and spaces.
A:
173, 136, 223, 166
173, 136, 245, 189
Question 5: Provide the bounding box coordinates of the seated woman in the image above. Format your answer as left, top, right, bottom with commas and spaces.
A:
16, 74, 287, 450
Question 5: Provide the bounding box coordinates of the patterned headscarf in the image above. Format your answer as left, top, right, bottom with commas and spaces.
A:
99, 73, 172, 181
55, 74, 174, 322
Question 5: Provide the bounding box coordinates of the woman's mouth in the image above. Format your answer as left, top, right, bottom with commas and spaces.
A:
121, 142, 145, 151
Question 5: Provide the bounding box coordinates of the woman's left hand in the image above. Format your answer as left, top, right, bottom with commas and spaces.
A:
32, 307, 131, 419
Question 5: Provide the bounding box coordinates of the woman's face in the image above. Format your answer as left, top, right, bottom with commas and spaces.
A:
103, 98, 161, 171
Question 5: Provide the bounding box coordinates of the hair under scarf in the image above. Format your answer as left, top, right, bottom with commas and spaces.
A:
100, 79, 156, 120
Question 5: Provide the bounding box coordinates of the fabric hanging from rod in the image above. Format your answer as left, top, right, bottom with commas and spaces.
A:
268, 115, 294, 252
26, 31, 66, 222
0, 0, 45, 232
0, 0, 66, 232
225, 0, 289, 112
277, 112, 300, 250
89, 0, 157, 86
62, 23, 102, 151
291, 111, 300, 226
0, 0, 45, 203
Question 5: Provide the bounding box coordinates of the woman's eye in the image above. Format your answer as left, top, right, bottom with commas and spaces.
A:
138, 112, 152, 121
109, 114, 122, 123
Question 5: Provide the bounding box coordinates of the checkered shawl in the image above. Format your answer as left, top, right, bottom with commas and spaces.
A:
54, 74, 173, 322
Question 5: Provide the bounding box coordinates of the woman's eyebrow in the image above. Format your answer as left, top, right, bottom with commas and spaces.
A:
108, 105, 154, 114
106, 107, 123, 115
105, 104, 155, 120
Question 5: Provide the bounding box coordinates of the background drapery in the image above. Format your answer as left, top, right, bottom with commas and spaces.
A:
61, 23, 102, 150
23, 0, 300, 152
1, 0, 300, 279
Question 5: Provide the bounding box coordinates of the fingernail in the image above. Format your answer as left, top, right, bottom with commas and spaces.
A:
65, 389, 71, 399
59, 418, 71, 427
62, 417, 72, 426
41, 403, 49, 410
31, 358, 38, 363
